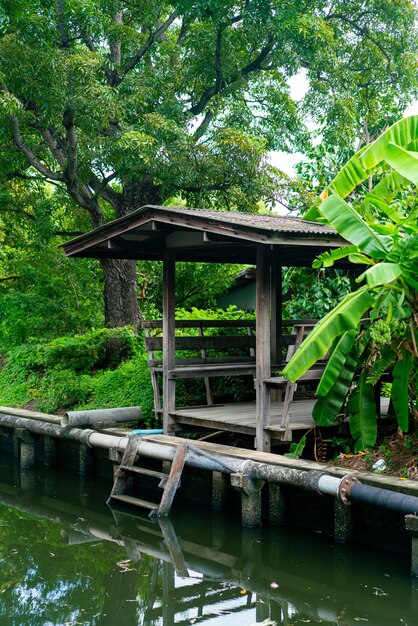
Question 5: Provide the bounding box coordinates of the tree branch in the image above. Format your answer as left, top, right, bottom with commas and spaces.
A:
88, 172, 121, 210
175, 181, 232, 193
62, 108, 78, 187
109, 10, 123, 66
188, 37, 275, 116
325, 13, 392, 69
176, 18, 189, 46
39, 128, 66, 168
193, 110, 214, 140
10, 115, 64, 181
0, 275, 19, 282
113, 9, 179, 86
56, 0, 70, 48
0, 207, 36, 221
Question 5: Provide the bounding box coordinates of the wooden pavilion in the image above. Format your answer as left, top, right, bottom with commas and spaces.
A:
64, 205, 346, 452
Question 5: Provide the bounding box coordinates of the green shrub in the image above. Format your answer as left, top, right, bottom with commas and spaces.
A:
36, 369, 93, 413
0, 326, 156, 423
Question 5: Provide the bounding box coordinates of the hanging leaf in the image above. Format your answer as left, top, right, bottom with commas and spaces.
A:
364, 171, 410, 205
362, 190, 406, 223
391, 350, 412, 431
312, 245, 358, 268
304, 146, 371, 221
283, 288, 374, 382
357, 262, 402, 288
313, 342, 358, 426
316, 329, 357, 396
348, 253, 375, 265
382, 143, 418, 186
318, 193, 393, 258
284, 434, 307, 459
360, 115, 418, 169
348, 372, 377, 452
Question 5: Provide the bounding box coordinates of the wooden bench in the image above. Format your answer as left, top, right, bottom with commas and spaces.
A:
142, 319, 257, 418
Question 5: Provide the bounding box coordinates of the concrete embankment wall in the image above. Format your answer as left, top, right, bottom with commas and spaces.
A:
0, 406, 417, 563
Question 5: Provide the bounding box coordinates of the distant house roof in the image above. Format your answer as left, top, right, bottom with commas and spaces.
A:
63, 205, 345, 266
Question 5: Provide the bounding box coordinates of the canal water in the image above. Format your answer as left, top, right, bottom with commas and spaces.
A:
0, 460, 417, 626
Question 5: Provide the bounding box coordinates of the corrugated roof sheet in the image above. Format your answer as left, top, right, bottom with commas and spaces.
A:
154, 206, 336, 236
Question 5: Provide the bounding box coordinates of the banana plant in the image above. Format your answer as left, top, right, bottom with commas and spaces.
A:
284, 116, 418, 451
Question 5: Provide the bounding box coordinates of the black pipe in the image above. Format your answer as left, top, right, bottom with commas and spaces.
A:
349, 483, 418, 515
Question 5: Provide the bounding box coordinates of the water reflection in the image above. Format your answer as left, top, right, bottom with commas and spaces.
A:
0, 462, 416, 625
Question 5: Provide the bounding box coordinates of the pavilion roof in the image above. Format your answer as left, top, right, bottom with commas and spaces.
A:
63, 205, 345, 266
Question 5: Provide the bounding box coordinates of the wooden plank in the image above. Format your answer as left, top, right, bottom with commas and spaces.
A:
198, 326, 214, 405
145, 335, 256, 351
141, 318, 316, 329
255, 245, 271, 452
265, 368, 324, 385
111, 494, 158, 511
270, 252, 281, 364
142, 319, 257, 329
147, 355, 257, 367
168, 364, 256, 379
162, 250, 176, 435
120, 465, 167, 480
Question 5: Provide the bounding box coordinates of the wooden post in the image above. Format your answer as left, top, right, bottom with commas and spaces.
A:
255, 245, 271, 452
163, 250, 176, 435
270, 251, 282, 366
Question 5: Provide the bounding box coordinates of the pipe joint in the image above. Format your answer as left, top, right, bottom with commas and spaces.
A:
78, 429, 96, 448
230, 472, 265, 497
338, 474, 359, 506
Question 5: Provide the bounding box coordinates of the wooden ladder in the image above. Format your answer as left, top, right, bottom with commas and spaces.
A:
107, 434, 188, 518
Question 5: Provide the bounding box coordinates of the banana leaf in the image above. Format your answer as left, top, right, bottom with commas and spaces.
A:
357, 262, 402, 288
318, 193, 393, 258
305, 116, 418, 223
348, 253, 375, 265
312, 244, 357, 268
304, 146, 372, 221
283, 287, 374, 382
363, 170, 409, 205
313, 341, 358, 426
391, 350, 412, 431
316, 329, 357, 396
383, 143, 418, 186
361, 115, 418, 169
347, 371, 377, 452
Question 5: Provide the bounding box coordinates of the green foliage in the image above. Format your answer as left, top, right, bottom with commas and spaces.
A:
284, 116, 418, 450
175, 305, 255, 323
283, 268, 353, 319
0, 326, 155, 422
138, 262, 240, 314
175, 306, 256, 405
0, 182, 103, 351
347, 372, 377, 453
284, 432, 309, 459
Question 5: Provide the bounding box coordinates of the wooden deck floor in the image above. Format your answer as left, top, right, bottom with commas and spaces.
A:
173, 400, 316, 440
173, 398, 391, 441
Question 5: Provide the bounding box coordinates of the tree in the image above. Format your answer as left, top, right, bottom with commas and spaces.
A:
0, 0, 416, 326
283, 116, 418, 451
0, 178, 103, 349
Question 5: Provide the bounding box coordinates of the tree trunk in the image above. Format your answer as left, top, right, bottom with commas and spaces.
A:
99, 178, 162, 328
101, 258, 141, 328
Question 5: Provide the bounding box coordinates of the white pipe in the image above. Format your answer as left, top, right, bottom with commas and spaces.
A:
62, 406, 141, 427
317, 474, 342, 497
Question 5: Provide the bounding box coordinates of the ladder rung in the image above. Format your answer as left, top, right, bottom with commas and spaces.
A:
110, 494, 158, 511
119, 465, 167, 480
